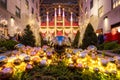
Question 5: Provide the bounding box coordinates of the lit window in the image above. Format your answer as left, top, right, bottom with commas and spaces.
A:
98, 6, 103, 17
112, 0, 120, 9
118, 27, 120, 32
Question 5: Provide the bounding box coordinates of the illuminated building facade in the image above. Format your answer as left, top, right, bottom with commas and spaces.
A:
40, 0, 79, 41
0, 0, 40, 38
79, 0, 120, 35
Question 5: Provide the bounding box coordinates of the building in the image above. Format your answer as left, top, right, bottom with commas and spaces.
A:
40, 0, 79, 41
79, 0, 120, 42
0, 0, 40, 45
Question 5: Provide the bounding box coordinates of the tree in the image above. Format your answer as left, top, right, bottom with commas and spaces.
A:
82, 23, 98, 49
72, 30, 80, 48
20, 25, 35, 47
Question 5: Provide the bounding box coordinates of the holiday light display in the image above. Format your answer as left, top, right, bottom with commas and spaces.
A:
0, 45, 120, 79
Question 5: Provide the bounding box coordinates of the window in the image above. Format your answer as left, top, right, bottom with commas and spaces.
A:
16, 6, 21, 18
85, 7, 87, 14
0, 0, 7, 9
25, 0, 29, 9
98, 6, 103, 17
36, 2, 38, 9
32, 8, 34, 14
32, 0, 34, 3
112, 0, 120, 8
90, 0, 93, 9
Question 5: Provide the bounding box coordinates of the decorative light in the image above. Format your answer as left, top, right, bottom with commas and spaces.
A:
54, 8, 57, 17
118, 27, 120, 32
10, 17, 14, 26
70, 12, 73, 22
0, 19, 8, 26
104, 16, 108, 33
1, 46, 120, 78
62, 8, 65, 17
46, 12, 49, 22
58, 5, 61, 16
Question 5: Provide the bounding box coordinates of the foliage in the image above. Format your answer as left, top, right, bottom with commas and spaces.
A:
72, 30, 80, 48
39, 32, 49, 47
10, 61, 120, 80
97, 41, 120, 50
20, 25, 35, 47
0, 54, 118, 80
112, 47, 120, 54
10, 71, 24, 80
0, 39, 18, 50
82, 23, 98, 49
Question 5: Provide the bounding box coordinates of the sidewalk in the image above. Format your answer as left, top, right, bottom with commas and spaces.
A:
0, 51, 12, 56
97, 50, 120, 57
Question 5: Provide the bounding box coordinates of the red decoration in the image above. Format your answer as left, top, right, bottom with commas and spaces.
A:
104, 32, 120, 43
57, 30, 63, 36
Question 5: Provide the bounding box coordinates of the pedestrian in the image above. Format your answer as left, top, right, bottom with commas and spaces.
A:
98, 32, 104, 44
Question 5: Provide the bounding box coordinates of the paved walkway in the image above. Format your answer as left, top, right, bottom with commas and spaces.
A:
97, 50, 120, 57
0, 51, 12, 56
0, 50, 120, 57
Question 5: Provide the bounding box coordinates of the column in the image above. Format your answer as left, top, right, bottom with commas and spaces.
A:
63, 8, 65, 36
54, 8, 57, 36
46, 12, 49, 38
70, 12, 73, 27
70, 12, 73, 38
58, 5, 61, 16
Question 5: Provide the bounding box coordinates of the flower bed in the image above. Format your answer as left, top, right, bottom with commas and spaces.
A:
0, 45, 120, 80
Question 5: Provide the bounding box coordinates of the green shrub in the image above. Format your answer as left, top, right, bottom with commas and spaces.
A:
20, 25, 35, 47
82, 23, 98, 49
57, 76, 69, 80
97, 42, 120, 50
0, 40, 18, 50
12, 64, 120, 80
113, 47, 120, 54
0, 47, 7, 53
72, 30, 80, 48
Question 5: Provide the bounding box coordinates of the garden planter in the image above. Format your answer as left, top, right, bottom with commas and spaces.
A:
32, 57, 40, 65
93, 67, 99, 73
47, 52, 52, 59
0, 67, 13, 79
39, 59, 47, 67
14, 58, 22, 65
101, 59, 108, 66
0, 56, 7, 67
26, 64, 33, 70
24, 56, 31, 62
